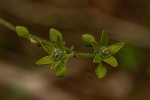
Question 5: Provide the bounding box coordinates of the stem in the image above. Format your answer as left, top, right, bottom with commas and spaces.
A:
67, 53, 75, 59
0, 18, 94, 58
0, 18, 70, 51
77, 53, 95, 58
0, 18, 15, 31
28, 34, 54, 45
28, 34, 70, 51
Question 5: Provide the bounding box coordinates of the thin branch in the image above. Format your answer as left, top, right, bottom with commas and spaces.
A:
0, 18, 95, 59
0, 18, 15, 31
0, 18, 71, 51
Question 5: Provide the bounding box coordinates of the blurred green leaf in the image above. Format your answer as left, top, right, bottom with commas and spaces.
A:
16, 26, 29, 38
108, 42, 124, 55
95, 63, 107, 78
7, 86, 23, 100
56, 64, 67, 77
103, 56, 118, 67
118, 45, 142, 71
36, 56, 53, 65
82, 34, 96, 47
40, 42, 54, 54
99, 30, 108, 47
56, 36, 64, 51
50, 28, 62, 43
93, 54, 102, 63
90, 40, 99, 53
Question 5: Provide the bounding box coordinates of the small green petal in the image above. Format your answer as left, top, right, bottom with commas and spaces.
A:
93, 54, 102, 63
95, 63, 107, 78
90, 40, 99, 53
103, 56, 118, 67
36, 56, 53, 65
50, 28, 62, 43
51, 60, 61, 69
108, 42, 124, 55
40, 42, 54, 54
56, 63, 67, 78
56, 36, 64, 51
100, 30, 108, 47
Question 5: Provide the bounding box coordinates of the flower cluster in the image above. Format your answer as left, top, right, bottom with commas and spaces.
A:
15, 26, 124, 78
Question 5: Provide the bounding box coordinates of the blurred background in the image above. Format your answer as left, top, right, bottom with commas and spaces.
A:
0, 0, 150, 100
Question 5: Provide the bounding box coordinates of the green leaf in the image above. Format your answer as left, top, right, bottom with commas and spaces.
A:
56, 36, 64, 51
56, 64, 67, 77
108, 42, 124, 55
99, 30, 108, 47
93, 54, 102, 63
16, 26, 29, 38
103, 56, 118, 67
95, 63, 107, 78
51, 60, 61, 69
40, 42, 54, 54
36, 56, 53, 65
82, 34, 96, 47
50, 28, 62, 43
90, 40, 99, 53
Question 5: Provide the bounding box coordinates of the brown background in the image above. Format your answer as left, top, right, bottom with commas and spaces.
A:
0, 0, 150, 100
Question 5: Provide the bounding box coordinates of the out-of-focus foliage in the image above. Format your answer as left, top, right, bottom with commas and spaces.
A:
7, 86, 23, 100
118, 44, 142, 71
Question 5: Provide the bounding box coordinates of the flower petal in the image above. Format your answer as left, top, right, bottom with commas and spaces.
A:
56, 36, 64, 51
56, 63, 67, 77
50, 28, 62, 43
51, 60, 61, 69
108, 42, 124, 55
93, 53, 102, 63
90, 40, 99, 53
95, 63, 107, 78
99, 30, 108, 47
103, 56, 118, 67
36, 56, 53, 65
40, 42, 54, 54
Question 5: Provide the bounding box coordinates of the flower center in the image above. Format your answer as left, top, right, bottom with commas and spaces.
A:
102, 48, 109, 54
52, 49, 58, 58
99, 47, 110, 59
52, 48, 62, 61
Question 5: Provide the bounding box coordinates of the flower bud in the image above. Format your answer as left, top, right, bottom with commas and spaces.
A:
82, 34, 96, 47
16, 26, 29, 38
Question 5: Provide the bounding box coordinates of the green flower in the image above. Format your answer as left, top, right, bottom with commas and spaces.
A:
90, 31, 124, 78
36, 28, 68, 77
